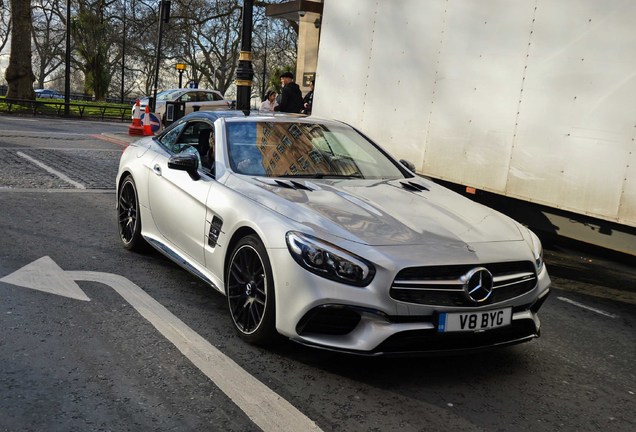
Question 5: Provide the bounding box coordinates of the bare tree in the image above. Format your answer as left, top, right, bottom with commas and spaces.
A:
5, 0, 36, 99
3, 0, 299, 100
169, 0, 242, 94
31, 0, 66, 89
0, 0, 11, 55
252, 3, 298, 98
119, 0, 165, 96
72, 0, 122, 100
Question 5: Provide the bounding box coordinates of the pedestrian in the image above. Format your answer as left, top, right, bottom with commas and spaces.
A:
274, 71, 303, 114
259, 90, 278, 112
302, 80, 314, 115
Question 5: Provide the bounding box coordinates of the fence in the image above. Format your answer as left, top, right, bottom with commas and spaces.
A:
0, 97, 130, 122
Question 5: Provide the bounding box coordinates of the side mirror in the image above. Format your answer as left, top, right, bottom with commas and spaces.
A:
399, 159, 416, 172
168, 153, 200, 180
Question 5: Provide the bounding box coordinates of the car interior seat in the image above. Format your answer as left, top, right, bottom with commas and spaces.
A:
197, 128, 213, 169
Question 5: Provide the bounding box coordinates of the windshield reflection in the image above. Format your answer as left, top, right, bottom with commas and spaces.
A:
226, 121, 405, 180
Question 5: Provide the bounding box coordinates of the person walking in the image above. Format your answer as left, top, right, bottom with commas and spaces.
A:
302, 80, 314, 115
274, 71, 303, 113
259, 90, 278, 112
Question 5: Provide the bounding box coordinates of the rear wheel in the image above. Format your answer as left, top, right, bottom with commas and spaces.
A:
117, 175, 147, 251
226, 235, 278, 345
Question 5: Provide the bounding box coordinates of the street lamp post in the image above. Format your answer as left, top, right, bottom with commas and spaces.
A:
112, 4, 127, 104
120, 1, 126, 104
176, 63, 187, 88
236, 0, 254, 112
64, 0, 71, 115
152, 0, 171, 112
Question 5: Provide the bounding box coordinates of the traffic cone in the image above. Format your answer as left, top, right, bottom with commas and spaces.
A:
128, 99, 144, 135
143, 106, 154, 136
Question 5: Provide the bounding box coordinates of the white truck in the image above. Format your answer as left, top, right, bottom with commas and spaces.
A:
312, 0, 636, 255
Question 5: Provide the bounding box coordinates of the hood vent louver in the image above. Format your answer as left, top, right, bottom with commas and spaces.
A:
274, 179, 314, 191
400, 181, 429, 193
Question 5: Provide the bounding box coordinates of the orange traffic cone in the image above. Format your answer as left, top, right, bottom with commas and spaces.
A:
143, 105, 153, 136
128, 99, 144, 135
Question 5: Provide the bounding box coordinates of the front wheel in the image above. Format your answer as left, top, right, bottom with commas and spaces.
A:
117, 175, 147, 251
226, 235, 278, 345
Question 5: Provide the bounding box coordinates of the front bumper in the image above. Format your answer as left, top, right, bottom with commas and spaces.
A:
269, 246, 551, 355
292, 290, 549, 356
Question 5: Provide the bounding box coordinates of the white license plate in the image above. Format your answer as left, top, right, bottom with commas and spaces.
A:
438, 308, 512, 332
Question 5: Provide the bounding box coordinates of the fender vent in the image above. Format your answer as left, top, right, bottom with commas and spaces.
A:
208, 216, 223, 247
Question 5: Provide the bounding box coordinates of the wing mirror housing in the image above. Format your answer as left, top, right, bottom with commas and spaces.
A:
399, 159, 416, 172
168, 153, 200, 180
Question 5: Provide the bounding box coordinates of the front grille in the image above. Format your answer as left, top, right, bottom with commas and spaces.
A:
390, 261, 537, 307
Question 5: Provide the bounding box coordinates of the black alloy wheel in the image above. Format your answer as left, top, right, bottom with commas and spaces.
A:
226, 235, 277, 345
117, 175, 146, 251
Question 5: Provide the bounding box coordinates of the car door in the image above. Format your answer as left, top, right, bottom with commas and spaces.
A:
199, 91, 228, 111
147, 121, 213, 265
178, 91, 198, 115
195, 91, 214, 111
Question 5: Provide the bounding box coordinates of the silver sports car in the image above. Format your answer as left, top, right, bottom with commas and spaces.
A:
116, 111, 551, 355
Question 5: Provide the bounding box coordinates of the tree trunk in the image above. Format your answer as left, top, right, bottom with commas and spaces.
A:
5, 0, 35, 100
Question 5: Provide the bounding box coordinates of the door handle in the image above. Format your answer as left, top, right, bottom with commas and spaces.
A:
153, 164, 162, 176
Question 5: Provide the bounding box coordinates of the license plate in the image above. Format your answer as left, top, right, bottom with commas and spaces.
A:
438, 308, 512, 332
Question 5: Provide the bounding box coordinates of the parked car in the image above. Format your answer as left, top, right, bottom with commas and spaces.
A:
35, 89, 64, 99
133, 88, 230, 123
116, 111, 551, 355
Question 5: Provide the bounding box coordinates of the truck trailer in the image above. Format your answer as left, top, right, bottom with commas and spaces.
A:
312, 0, 636, 255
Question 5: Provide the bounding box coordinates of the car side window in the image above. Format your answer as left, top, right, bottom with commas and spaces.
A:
168, 121, 215, 172
179, 92, 194, 102
213, 92, 223, 101
159, 123, 187, 153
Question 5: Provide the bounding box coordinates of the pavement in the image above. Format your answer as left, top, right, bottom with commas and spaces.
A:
99, 132, 145, 146
543, 244, 636, 305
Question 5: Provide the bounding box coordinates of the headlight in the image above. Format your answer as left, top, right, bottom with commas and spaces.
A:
286, 232, 375, 286
529, 230, 544, 272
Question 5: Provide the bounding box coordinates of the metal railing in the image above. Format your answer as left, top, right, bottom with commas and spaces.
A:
0, 97, 131, 122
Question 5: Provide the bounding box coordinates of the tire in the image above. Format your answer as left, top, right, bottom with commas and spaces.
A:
117, 175, 147, 251
226, 235, 278, 345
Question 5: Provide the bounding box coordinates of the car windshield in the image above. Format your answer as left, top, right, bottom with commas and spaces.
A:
156, 90, 183, 101
225, 121, 406, 179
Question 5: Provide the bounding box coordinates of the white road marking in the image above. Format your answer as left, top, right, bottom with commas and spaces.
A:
16, 151, 86, 189
0, 257, 321, 432
557, 296, 618, 318
0, 256, 90, 301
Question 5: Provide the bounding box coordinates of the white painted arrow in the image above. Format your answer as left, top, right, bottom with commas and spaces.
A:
0, 256, 321, 432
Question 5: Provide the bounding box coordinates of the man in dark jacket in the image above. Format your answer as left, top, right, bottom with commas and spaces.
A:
274, 71, 303, 113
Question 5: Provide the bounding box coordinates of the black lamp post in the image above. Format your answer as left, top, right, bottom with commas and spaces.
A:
176, 63, 186, 88
152, 0, 171, 112
120, 3, 126, 104
111, 4, 127, 104
64, 0, 71, 115
236, 0, 254, 112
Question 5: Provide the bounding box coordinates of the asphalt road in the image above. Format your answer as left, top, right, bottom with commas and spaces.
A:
0, 115, 634, 432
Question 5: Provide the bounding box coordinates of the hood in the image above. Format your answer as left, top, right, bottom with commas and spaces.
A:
228, 176, 523, 247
